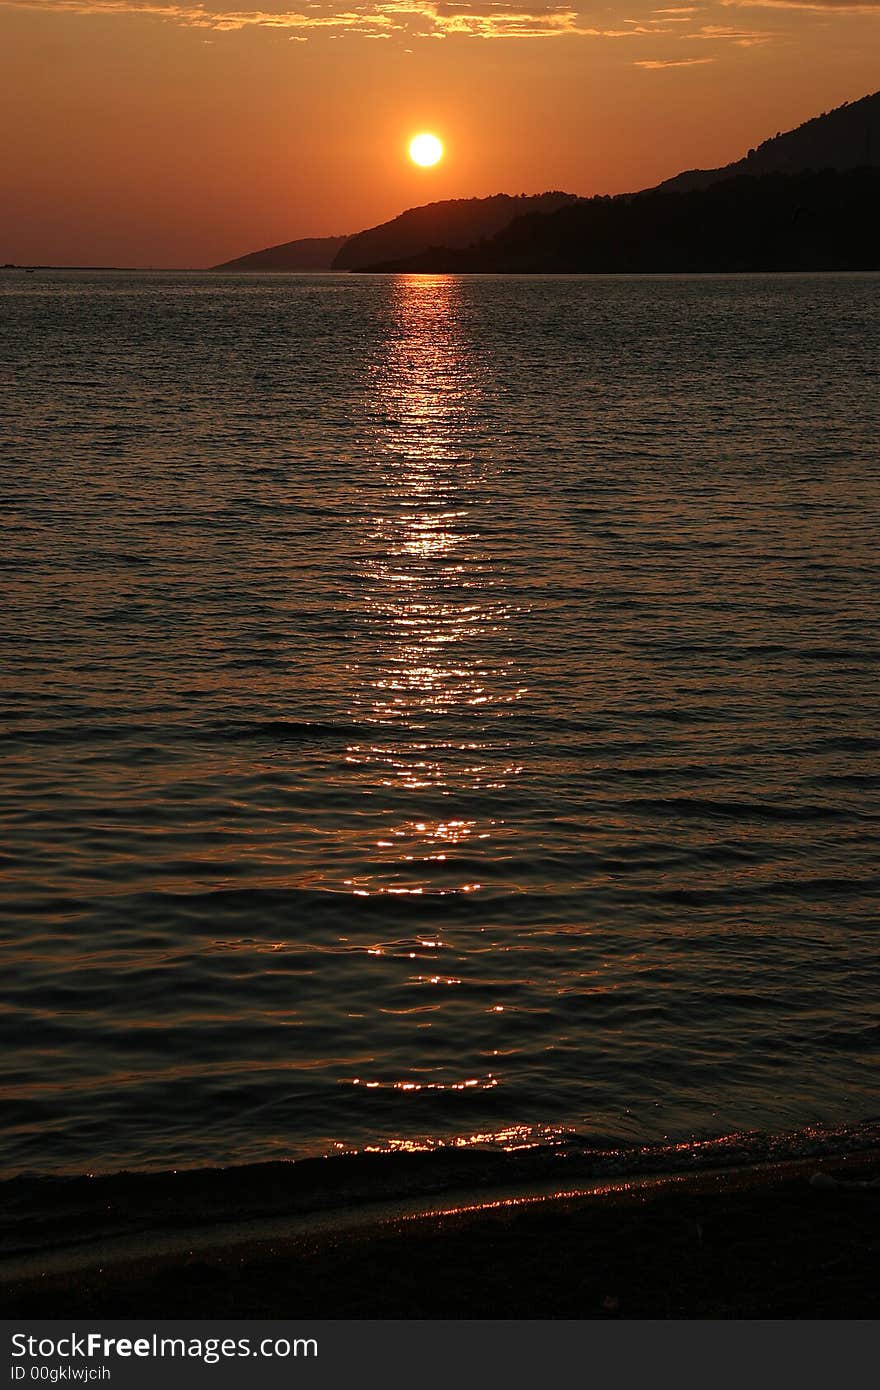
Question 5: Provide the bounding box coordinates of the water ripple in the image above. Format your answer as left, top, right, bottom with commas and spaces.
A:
1, 269, 878, 1177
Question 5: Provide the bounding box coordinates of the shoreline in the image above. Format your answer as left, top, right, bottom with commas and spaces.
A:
5, 1121, 878, 1256
3, 1131, 878, 1318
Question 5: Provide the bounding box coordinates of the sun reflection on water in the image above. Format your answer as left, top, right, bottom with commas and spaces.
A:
340, 276, 526, 898
332, 1122, 575, 1157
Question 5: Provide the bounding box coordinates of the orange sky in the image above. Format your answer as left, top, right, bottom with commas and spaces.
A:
1, 0, 877, 266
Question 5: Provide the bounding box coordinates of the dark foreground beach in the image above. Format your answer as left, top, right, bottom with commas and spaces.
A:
3, 1145, 877, 1319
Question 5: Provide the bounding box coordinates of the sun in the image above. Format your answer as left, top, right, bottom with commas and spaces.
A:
409, 133, 444, 168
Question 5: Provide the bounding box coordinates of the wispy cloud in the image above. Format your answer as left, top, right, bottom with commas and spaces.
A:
4, 0, 838, 39
1, 1, 386, 27
722, 0, 878, 9
0, 0, 564, 37
380, 1, 600, 36
0, 0, 694, 38
634, 53, 714, 62
685, 20, 775, 38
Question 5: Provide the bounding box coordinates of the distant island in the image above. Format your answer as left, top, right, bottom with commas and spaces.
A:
1, 264, 130, 272
214, 90, 879, 276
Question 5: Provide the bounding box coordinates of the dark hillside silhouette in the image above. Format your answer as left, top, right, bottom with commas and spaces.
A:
363, 169, 880, 274
214, 234, 349, 272
213, 91, 879, 274
654, 90, 879, 194
331, 193, 578, 270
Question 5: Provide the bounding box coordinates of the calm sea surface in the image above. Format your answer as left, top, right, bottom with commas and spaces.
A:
2, 271, 878, 1179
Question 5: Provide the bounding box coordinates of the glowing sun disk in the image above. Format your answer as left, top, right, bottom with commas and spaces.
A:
409, 133, 443, 167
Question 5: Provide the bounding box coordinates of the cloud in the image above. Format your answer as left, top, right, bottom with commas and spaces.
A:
1, 1, 391, 28
722, 0, 879, 8
379, 1, 601, 36
634, 53, 714, 62
5, 0, 838, 38
0, 0, 565, 38
0, 0, 691, 37
684, 19, 775, 37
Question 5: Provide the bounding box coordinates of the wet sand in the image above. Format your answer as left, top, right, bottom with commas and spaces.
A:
3, 1150, 878, 1319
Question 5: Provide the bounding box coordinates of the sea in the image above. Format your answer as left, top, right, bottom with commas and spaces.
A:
2, 269, 878, 1184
